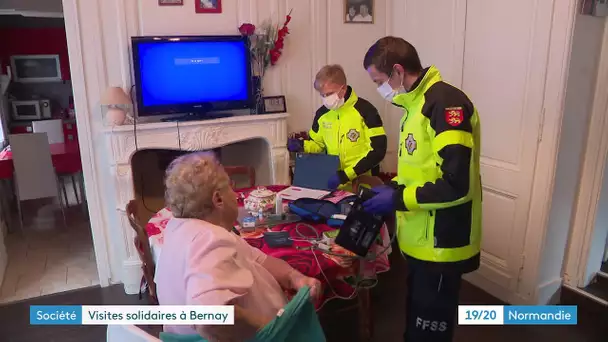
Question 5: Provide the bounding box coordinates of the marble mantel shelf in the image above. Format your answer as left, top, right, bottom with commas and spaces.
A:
102, 112, 290, 294
103, 113, 290, 166
103, 113, 289, 133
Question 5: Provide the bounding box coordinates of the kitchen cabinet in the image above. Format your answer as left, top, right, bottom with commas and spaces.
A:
0, 27, 71, 81
9, 120, 78, 142
63, 121, 78, 142
9, 125, 32, 134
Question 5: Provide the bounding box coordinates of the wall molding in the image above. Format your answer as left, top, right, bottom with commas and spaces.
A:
564, 18, 608, 288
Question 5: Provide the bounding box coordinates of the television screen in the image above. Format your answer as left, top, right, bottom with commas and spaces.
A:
132, 36, 252, 116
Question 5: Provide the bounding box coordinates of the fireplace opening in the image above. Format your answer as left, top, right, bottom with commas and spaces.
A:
130, 138, 272, 223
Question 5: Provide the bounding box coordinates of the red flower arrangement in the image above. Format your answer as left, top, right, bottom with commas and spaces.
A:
238, 9, 293, 76
269, 11, 292, 65
238, 23, 255, 36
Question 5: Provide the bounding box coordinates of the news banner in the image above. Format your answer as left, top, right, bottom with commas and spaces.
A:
29, 305, 577, 326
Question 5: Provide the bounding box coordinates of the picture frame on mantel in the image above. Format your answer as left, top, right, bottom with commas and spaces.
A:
344, 0, 374, 24
195, 0, 222, 13
262, 96, 287, 114
158, 0, 183, 5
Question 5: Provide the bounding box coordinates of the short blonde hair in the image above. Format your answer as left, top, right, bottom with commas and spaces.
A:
164, 152, 230, 219
314, 64, 347, 91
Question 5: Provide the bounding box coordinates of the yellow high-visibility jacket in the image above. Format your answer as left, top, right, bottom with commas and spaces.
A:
390, 66, 482, 273
304, 86, 387, 188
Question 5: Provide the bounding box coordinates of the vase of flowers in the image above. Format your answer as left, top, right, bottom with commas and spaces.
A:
239, 10, 292, 114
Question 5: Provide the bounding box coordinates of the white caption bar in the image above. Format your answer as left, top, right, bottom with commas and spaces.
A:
81, 305, 234, 325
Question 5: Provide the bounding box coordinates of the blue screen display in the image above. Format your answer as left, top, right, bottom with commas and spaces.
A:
137, 40, 249, 107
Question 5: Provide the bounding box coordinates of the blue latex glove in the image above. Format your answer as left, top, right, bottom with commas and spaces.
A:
362, 185, 396, 215
327, 173, 342, 190
287, 138, 304, 152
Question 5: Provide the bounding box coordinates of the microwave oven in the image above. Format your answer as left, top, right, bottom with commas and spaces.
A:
11, 99, 52, 121
10, 55, 62, 83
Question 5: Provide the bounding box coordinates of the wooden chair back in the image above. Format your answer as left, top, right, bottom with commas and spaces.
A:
126, 200, 157, 304
224, 165, 256, 188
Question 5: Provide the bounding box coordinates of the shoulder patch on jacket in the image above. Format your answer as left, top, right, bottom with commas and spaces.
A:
422, 82, 474, 134
445, 107, 464, 127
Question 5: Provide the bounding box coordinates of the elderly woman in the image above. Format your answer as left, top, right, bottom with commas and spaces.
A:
156, 152, 321, 341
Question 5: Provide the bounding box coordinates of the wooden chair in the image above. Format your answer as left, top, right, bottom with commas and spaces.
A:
126, 200, 157, 304
224, 165, 256, 188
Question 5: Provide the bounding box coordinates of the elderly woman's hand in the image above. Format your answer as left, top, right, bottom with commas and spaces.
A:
290, 274, 322, 300
260, 255, 322, 301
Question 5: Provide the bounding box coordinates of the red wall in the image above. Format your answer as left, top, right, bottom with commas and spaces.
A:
0, 27, 71, 80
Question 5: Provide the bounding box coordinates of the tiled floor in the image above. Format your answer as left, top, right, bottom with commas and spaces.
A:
0, 201, 97, 304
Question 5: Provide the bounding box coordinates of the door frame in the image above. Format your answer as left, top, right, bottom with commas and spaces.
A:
563, 20, 608, 289
62, 0, 113, 286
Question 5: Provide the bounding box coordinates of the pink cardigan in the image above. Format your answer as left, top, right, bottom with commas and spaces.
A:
155, 218, 287, 335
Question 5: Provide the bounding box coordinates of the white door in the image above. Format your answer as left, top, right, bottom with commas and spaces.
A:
388, 0, 468, 172
461, 0, 554, 302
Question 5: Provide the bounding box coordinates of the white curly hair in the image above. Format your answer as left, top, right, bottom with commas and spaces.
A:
164, 152, 230, 219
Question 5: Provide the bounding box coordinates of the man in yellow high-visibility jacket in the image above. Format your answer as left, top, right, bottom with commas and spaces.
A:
287, 65, 387, 190
362, 36, 482, 342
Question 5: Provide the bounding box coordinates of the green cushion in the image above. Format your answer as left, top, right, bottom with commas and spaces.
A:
160, 286, 325, 342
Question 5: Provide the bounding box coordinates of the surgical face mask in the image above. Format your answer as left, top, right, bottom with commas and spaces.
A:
322, 91, 344, 110
376, 70, 406, 102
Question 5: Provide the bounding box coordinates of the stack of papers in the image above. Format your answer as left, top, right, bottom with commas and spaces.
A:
278, 186, 330, 201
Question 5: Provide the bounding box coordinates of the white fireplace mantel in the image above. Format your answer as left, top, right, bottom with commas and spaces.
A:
103, 113, 290, 294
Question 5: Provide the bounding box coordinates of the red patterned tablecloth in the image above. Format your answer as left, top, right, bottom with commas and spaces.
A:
146, 185, 391, 310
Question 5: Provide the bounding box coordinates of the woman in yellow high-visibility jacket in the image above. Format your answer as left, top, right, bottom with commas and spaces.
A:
287, 64, 387, 190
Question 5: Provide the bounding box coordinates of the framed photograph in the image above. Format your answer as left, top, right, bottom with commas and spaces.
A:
581, 0, 608, 16
195, 0, 222, 13
158, 0, 183, 5
344, 0, 374, 24
263, 96, 287, 114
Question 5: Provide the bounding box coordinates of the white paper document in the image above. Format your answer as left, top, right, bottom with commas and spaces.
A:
278, 186, 330, 201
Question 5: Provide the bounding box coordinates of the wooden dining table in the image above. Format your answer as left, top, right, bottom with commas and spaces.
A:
0, 142, 81, 179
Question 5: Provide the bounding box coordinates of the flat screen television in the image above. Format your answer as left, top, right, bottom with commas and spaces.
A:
131, 35, 253, 119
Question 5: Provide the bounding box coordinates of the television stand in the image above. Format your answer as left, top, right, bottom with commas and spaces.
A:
161, 112, 234, 122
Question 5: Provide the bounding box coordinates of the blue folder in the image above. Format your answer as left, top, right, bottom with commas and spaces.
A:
292, 153, 340, 191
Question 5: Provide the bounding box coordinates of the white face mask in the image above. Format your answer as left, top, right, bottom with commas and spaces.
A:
322, 92, 344, 110
376, 70, 406, 102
